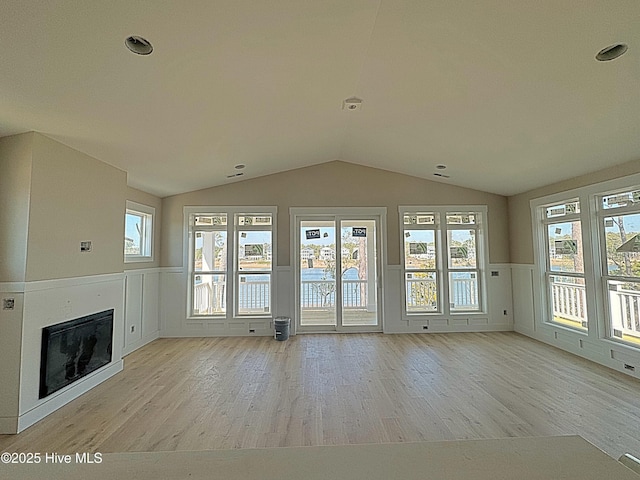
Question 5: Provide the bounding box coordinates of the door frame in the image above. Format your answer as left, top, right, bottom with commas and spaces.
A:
290, 207, 387, 333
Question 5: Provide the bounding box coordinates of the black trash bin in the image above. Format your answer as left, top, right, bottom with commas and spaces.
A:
274, 316, 291, 341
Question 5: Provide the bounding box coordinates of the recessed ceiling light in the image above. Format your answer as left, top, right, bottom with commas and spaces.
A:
235, 164, 245, 170
436, 164, 447, 170
125, 36, 153, 56
595, 43, 628, 62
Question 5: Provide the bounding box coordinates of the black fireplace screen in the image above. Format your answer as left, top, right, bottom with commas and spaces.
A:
39, 309, 114, 399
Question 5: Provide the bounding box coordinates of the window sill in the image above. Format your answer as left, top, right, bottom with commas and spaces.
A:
125, 257, 154, 264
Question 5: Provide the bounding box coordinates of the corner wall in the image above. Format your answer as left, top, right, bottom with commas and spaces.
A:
0, 133, 129, 433
508, 157, 640, 380
0, 133, 33, 283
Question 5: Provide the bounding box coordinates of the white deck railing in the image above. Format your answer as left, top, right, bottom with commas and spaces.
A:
194, 276, 640, 339
610, 285, 640, 338
194, 278, 368, 314
551, 280, 587, 323
553, 280, 640, 339
300, 279, 368, 309
406, 277, 478, 311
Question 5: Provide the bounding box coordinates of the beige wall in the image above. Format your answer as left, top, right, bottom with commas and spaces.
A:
161, 161, 509, 267
24, 134, 127, 281
0, 133, 34, 282
508, 157, 640, 264
125, 187, 162, 270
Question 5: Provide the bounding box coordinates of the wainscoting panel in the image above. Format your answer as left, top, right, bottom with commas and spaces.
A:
385, 264, 513, 334
123, 269, 161, 356
160, 267, 282, 337
511, 264, 536, 335
511, 264, 640, 381
0, 290, 24, 433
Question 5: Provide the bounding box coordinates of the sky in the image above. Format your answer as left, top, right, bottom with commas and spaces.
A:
125, 214, 141, 244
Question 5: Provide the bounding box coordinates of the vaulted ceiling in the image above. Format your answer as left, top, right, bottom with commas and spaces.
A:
1, 1, 639, 197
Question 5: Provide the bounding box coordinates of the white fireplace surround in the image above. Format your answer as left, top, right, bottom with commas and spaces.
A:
0, 273, 125, 433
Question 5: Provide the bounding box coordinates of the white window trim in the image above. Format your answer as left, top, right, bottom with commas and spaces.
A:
534, 197, 589, 333
398, 205, 489, 319
595, 186, 640, 347
184, 206, 277, 320
124, 200, 154, 263
529, 172, 640, 348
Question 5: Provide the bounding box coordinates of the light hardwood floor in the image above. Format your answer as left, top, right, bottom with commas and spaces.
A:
1, 332, 639, 458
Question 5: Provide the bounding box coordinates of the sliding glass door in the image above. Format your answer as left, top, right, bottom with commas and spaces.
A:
294, 209, 383, 333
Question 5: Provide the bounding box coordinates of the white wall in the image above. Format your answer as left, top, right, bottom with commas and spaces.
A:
123, 269, 161, 355
0, 289, 23, 433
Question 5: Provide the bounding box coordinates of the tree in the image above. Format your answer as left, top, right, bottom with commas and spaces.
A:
312, 256, 336, 307
571, 221, 584, 273
615, 216, 632, 276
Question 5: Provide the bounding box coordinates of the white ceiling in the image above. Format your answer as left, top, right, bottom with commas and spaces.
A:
1, 1, 639, 197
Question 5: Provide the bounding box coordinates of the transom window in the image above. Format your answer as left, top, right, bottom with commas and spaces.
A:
187, 208, 276, 318
400, 206, 487, 316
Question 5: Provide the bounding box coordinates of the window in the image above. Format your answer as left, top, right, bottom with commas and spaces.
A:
446, 213, 481, 312
539, 200, 587, 331
124, 201, 154, 262
598, 189, 640, 346
400, 207, 487, 316
531, 174, 640, 351
403, 213, 438, 313
187, 208, 276, 318
236, 215, 273, 315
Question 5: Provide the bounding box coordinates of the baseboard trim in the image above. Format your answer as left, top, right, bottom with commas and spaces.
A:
123, 331, 160, 356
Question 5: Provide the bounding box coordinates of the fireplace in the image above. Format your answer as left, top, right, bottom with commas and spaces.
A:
39, 309, 114, 399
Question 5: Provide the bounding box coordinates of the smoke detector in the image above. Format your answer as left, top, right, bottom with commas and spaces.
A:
342, 97, 363, 111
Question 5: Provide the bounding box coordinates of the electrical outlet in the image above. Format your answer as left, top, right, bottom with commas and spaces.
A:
130, 325, 135, 333
3, 298, 15, 310
422, 325, 429, 330
249, 329, 256, 333
503, 310, 508, 315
